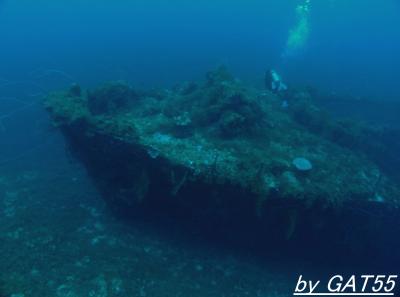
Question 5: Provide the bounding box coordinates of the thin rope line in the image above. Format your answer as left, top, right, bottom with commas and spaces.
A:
0, 80, 49, 93
29, 68, 76, 82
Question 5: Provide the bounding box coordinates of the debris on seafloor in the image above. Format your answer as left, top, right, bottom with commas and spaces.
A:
292, 157, 313, 172
44, 66, 400, 244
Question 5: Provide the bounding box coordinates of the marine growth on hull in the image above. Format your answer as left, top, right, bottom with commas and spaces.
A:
44, 67, 400, 241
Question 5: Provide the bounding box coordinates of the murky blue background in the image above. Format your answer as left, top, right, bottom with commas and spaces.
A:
1, 0, 399, 96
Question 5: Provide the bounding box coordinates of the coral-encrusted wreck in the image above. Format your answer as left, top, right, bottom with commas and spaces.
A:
45, 67, 400, 250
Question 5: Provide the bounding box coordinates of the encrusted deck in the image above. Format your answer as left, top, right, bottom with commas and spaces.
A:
44, 68, 400, 240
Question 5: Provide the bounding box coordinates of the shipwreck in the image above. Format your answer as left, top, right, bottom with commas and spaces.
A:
45, 67, 400, 261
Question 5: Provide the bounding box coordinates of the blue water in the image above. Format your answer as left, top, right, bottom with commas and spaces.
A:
1, 1, 400, 296
1, 1, 400, 94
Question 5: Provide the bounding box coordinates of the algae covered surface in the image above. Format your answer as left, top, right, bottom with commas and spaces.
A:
45, 67, 400, 216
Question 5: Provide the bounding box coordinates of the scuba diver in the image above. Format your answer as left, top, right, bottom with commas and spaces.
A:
265, 69, 287, 94
265, 69, 294, 110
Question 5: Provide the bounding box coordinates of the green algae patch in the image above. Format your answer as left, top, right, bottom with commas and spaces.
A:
44, 68, 400, 230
